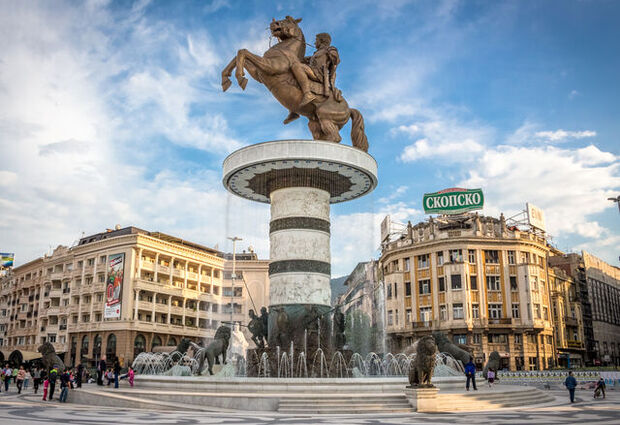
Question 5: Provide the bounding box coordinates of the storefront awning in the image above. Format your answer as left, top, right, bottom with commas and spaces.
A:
20, 351, 42, 361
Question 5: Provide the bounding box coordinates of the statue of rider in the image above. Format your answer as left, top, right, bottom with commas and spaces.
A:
284, 32, 341, 125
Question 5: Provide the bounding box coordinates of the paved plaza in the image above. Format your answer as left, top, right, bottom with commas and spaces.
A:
0, 388, 618, 424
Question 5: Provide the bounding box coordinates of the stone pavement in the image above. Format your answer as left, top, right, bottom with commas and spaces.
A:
0, 388, 618, 424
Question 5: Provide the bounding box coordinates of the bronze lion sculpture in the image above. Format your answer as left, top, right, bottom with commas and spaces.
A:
432, 331, 471, 367
192, 326, 231, 375
483, 351, 501, 379
38, 342, 65, 371
408, 335, 437, 388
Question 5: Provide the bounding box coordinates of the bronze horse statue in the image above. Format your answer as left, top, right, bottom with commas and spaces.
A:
221, 16, 368, 152
191, 326, 231, 375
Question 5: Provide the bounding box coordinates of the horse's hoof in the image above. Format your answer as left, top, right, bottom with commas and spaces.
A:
238, 77, 248, 90
222, 79, 232, 92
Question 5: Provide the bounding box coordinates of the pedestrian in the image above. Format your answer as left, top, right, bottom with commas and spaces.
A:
3, 364, 12, 392
76, 363, 83, 389
33, 367, 41, 394
24, 369, 31, 390
42, 377, 49, 401
16, 365, 26, 394
487, 368, 495, 387
59, 369, 70, 403
113, 358, 121, 389
11, 366, 18, 384
564, 371, 578, 403
48, 367, 58, 401
97, 357, 106, 386
464, 357, 477, 391
128, 367, 135, 388
594, 376, 606, 399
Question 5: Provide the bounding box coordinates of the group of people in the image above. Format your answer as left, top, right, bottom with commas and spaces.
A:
463, 357, 497, 391
1, 360, 135, 403
463, 359, 609, 404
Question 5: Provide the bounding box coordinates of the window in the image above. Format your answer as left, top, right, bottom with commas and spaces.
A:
387, 310, 393, 326
486, 275, 501, 291
418, 279, 431, 295
452, 303, 464, 319
543, 306, 549, 321
394, 283, 398, 299
535, 304, 541, 319
488, 334, 507, 344
468, 249, 476, 263
451, 274, 462, 290
510, 276, 518, 291
547, 335, 553, 345
512, 303, 520, 318
472, 303, 480, 319
484, 250, 499, 264
98, 274, 105, 283
470, 275, 478, 290
507, 251, 516, 265
489, 303, 502, 319
404, 258, 410, 271
514, 334, 522, 344
473, 334, 482, 345
417, 254, 429, 269
386, 283, 392, 299
420, 307, 432, 322
439, 305, 447, 320
48, 334, 57, 343
99, 255, 106, 264
87, 258, 94, 266
438, 277, 445, 292
449, 249, 462, 263
453, 334, 467, 345
406, 309, 412, 323
395, 309, 399, 325
437, 251, 444, 266
521, 251, 530, 263
531, 276, 538, 291
405, 282, 411, 297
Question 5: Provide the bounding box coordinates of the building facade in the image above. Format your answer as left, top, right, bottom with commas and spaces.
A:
379, 213, 556, 370
550, 251, 620, 366
0, 227, 269, 367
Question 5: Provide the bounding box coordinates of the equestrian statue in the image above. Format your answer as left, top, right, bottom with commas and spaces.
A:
221, 16, 368, 152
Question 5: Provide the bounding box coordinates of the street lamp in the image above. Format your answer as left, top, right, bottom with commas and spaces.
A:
608, 196, 620, 213
227, 236, 242, 328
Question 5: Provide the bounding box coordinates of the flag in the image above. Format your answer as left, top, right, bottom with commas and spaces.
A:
1, 253, 15, 268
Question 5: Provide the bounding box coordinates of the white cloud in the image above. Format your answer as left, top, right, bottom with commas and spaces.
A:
400, 138, 484, 162
534, 129, 596, 142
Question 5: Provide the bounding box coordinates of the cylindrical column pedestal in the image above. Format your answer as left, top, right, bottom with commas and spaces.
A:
268, 187, 332, 350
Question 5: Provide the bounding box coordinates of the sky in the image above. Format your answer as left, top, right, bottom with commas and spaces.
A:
1, 0, 619, 277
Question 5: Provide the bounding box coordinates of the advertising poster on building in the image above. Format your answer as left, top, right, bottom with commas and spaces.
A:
1, 253, 15, 268
526, 203, 546, 232
105, 253, 124, 319
423, 188, 484, 215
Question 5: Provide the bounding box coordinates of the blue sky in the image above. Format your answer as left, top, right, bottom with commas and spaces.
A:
1, 0, 619, 276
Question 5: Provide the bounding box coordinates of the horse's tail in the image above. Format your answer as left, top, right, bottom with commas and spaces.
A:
350, 108, 368, 152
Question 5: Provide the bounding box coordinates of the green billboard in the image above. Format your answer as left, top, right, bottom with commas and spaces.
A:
423, 188, 484, 215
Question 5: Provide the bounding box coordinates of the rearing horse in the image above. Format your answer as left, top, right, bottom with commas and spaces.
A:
221, 16, 368, 152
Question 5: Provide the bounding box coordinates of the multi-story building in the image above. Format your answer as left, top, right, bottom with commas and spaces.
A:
379, 213, 556, 370
0, 227, 269, 367
550, 251, 620, 366
548, 264, 586, 367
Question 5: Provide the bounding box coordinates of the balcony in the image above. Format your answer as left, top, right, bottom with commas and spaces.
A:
49, 289, 62, 298
140, 261, 155, 271
412, 320, 434, 329
567, 340, 584, 349
565, 317, 578, 327
486, 318, 512, 326
59, 324, 67, 331
187, 271, 198, 281
172, 268, 185, 278
138, 301, 153, 310
157, 265, 170, 275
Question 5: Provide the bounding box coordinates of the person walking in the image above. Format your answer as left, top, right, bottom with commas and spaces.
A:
11, 366, 18, 385
3, 364, 12, 392
97, 357, 106, 386
464, 357, 477, 391
24, 369, 31, 390
564, 371, 578, 403
59, 369, 70, 403
47, 367, 58, 401
16, 365, 26, 394
487, 368, 496, 387
128, 367, 135, 388
113, 358, 120, 389
42, 377, 49, 401
594, 376, 606, 399
33, 367, 41, 394
76, 363, 83, 389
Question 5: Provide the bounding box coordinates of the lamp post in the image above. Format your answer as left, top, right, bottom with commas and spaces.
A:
228, 236, 242, 328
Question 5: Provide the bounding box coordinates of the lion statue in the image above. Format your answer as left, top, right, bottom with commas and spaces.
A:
408, 335, 437, 388
192, 326, 231, 375
483, 351, 501, 379
38, 342, 65, 371
432, 331, 471, 367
